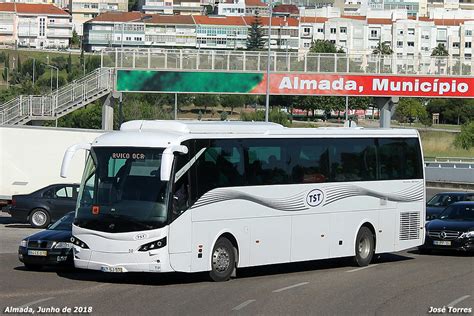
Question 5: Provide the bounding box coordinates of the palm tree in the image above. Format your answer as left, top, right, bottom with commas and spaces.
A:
431, 43, 449, 74
373, 41, 393, 73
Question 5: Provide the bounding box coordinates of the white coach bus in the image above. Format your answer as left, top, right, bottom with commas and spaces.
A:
61, 120, 425, 281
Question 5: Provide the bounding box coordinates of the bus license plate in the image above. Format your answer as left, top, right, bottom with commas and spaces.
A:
101, 266, 124, 273
434, 240, 451, 246
28, 250, 47, 256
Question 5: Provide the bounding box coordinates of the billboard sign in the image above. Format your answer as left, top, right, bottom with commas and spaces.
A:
116, 70, 474, 98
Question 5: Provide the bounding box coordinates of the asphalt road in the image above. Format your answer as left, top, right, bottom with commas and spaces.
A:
0, 187, 472, 315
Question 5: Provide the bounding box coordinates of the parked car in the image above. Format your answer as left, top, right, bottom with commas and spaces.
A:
426, 192, 474, 221
420, 202, 474, 253
18, 212, 74, 270
7, 184, 79, 228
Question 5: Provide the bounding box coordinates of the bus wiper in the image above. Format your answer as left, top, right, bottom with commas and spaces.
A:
109, 214, 153, 230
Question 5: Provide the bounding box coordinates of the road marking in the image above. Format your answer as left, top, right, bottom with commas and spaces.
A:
232, 299, 256, 311
346, 264, 378, 273
18, 297, 54, 309
447, 295, 471, 307
272, 282, 309, 293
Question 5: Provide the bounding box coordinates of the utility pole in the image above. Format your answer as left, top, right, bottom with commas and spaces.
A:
264, 0, 273, 122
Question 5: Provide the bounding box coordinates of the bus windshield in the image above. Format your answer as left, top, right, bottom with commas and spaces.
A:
75, 147, 169, 233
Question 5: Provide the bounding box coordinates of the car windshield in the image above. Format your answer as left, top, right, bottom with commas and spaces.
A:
427, 194, 462, 207
48, 212, 74, 231
75, 147, 169, 233
439, 204, 474, 221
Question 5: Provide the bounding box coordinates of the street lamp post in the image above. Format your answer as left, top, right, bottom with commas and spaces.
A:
264, 0, 273, 122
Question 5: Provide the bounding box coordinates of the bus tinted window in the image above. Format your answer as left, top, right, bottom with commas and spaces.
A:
330, 138, 377, 182
192, 136, 422, 198
195, 140, 245, 198
378, 138, 423, 180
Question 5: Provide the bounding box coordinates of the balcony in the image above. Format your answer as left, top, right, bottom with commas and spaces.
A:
47, 30, 72, 38
48, 22, 73, 28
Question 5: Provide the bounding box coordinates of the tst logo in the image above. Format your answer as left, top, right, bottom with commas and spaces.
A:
306, 189, 324, 207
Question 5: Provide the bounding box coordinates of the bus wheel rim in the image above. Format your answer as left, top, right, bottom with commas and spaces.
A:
358, 236, 370, 259
212, 247, 230, 273
32, 211, 47, 227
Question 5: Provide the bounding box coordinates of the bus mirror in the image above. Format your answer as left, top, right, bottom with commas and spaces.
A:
60, 143, 91, 178
161, 145, 188, 181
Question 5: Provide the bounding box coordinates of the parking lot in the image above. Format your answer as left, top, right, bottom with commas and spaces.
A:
0, 188, 472, 315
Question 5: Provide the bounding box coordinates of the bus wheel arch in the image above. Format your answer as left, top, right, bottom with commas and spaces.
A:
353, 222, 376, 267
209, 232, 239, 282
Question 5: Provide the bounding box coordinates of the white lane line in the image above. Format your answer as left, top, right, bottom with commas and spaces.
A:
232, 299, 256, 311
272, 282, 309, 293
346, 264, 378, 273
18, 297, 55, 309
447, 295, 471, 307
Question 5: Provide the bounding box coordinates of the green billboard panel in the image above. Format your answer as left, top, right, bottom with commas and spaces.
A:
116, 70, 264, 93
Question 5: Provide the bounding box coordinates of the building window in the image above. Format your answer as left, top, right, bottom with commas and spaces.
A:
397, 41, 403, 48
304, 42, 310, 48
453, 42, 460, 48
466, 42, 472, 48
39, 17, 45, 37
126, 36, 131, 41
407, 28, 415, 35
317, 28, 323, 33
398, 29, 403, 35
466, 30, 472, 36
340, 27, 347, 33
303, 27, 310, 34
330, 28, 336, 34
407, 42, 414, 47
370, 29, 378, 38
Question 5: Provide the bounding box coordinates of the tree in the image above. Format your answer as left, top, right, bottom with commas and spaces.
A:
67, 53, 72, 74
372, 41, 393, 56
431, 43, 449, 74
220, 94, 245, 114
431, 43, 449, 57
246, 13, 265, 50
194, 94, 220, 114
454, 121, 474, 150
310, 40, 344, 54
71, 30, 80, 47
16, 55, 22, 73
395, 98, 426, 124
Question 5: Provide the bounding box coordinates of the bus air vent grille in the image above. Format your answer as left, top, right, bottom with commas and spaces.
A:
399, 211, 420, 241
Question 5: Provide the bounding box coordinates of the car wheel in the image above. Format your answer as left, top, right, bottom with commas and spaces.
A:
353, 227, 375, 267
24, 263, 42, 271
209, 237, 236, 282
29, 209, 50, 228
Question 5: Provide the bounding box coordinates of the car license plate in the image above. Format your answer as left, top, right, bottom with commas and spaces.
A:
101, 266, 124, 273
28, 250, 47, 256
433, 240, 451, 246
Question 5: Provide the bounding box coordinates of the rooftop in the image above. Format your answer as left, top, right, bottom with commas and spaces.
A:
0, 3, 69, 15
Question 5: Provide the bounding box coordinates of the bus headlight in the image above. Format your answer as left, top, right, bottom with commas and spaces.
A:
138, 237, 167, 252
70, 236, 89, 249
459, 231, 474, 239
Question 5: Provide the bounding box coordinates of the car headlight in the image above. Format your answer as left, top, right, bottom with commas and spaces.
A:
20, 240, 27, 247
459, 231, 474, 239
138, 237, 167, 252
54, 242, 73, 249
70, 236, 89, 249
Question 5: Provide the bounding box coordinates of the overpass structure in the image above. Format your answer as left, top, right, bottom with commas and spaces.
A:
1, 48, 474, 129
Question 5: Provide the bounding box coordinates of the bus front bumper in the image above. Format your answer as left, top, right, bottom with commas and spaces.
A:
73, 247, 174, 273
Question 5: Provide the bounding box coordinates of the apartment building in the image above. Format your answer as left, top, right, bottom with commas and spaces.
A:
138, 0, 202, 15
69, 0, 127, 36
217, 0, 268, 16
84, 12, 299, 51
0, 3, 72, 48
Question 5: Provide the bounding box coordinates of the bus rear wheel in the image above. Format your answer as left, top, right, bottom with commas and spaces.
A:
209, 237, 235, 282
353, 227, 374, 267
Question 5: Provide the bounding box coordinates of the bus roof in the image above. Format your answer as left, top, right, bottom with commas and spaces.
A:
92, 120, 420, 148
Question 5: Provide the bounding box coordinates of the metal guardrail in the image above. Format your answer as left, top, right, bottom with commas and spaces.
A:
425, 157, 474, 184
425, 157, 474, 163
101, 48, 474, 77
0, 68, 113, 125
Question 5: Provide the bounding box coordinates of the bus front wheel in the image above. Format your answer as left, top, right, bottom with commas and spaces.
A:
209, 237, 235, 282
353, 227, 374, 267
